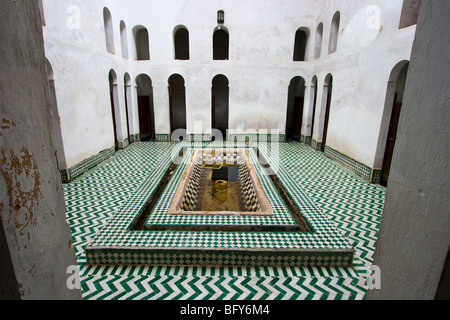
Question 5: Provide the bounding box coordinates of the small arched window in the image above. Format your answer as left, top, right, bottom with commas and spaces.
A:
213, 28, 229, 60
314, 23, 323, 59
328, 12, 340, 54
120, 21, 129, 59
174, 27, 190, 60
103, 8, 115, 54
134, 26, 150, 60
293, 28, 309, 61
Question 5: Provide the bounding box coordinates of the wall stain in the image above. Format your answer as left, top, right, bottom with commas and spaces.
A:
0, 146, 41, 239
0, 118, 17, 137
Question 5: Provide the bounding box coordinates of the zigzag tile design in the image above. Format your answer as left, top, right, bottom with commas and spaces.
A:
63, 141, 384, 300
80, 274, 367, 300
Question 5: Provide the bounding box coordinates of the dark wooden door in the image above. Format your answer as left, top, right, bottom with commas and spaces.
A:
292, 97, 304, 140
211, 94, 216, 139
124, 87, 130, 142
138, 95, 151, 140
381, 96, 403, 186
110, 90, 119, 149
212, 88, 228, 140
322, 91, 331, 146
311, 86, 317, 138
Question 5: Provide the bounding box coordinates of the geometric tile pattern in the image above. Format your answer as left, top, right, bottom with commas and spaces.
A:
63, 141, 385, 300
236, 153, 262, 212
179, 156, 206, 211
178, 149, 260, 213
278, 142, 385, 266
144, 147, 301, 230
80, 273, 368, 300
63, 142, 177, 264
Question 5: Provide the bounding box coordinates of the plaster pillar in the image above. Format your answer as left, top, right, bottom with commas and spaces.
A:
0, 0, 81, 300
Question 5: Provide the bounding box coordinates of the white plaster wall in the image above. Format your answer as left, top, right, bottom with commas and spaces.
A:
42, 0, 131, 167
311, 0, 416, 168
42, 0, 415, 170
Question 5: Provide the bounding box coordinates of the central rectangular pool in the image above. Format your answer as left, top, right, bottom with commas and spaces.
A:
168, 148, 274, 216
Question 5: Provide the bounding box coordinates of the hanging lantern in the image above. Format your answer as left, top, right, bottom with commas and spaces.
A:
217, 10, 225, 24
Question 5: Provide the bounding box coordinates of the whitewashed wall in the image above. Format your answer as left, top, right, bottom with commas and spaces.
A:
41, 0, 415, 171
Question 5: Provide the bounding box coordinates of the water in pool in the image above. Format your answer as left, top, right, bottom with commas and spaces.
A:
199, 165, 244, 212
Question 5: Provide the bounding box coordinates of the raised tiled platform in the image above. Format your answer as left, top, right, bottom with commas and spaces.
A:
85, 142, 354, 267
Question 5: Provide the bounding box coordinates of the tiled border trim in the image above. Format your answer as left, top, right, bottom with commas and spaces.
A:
157, 134, 287, 144
118, 138, 129, 150
371, 169, 382, 185
87, 248, 353, 267
311, 139, 324, 152
324, 146, 381, 184
300, 135, 312, 145
188, 134, 212, 142
228, 134, 286, 143
60, 146, 115, 182
59, 168, 68, 182
130, 134, 140, 143
156, 134, 171, 142
300, 135, 306, 144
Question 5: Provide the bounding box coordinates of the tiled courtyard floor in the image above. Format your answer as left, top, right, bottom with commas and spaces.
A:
63, 141, 385, 300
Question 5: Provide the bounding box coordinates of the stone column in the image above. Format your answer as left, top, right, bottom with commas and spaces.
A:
0, 0, 81, 299
368, 0, 450, 300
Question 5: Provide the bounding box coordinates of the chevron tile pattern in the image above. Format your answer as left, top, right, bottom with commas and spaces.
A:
63, 141, 385, 300
274, 142, 386, 265
80, 274, 368, 300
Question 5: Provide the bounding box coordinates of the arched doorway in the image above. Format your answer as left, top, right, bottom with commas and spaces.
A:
286, 76, 306, 141
380, 62, 409, 186
212, 75, 229, 141
136, 74, 155, 141
168, 74, 187, 138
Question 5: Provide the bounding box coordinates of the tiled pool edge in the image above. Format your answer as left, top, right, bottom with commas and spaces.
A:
144, 147, 302, 229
